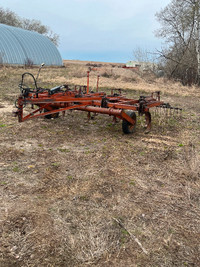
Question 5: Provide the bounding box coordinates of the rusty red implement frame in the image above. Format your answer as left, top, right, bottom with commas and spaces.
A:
14, 70, 175, 134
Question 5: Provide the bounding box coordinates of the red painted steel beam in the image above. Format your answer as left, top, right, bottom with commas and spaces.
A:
107, 103, 138, 111
19, 104, 87, 122
77, 106, 135, 125
121, 110, 136, 125
144, 101, 164, 109
87, 71, 90, 94
20, 96, 104, 105
96, 75, 100, 92
77, 106, 122, 116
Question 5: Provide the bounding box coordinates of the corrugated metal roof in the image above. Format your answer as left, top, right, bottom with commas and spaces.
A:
0, 23, 63, 66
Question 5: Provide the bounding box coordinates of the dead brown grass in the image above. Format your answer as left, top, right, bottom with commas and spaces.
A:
0, 62, 200, 266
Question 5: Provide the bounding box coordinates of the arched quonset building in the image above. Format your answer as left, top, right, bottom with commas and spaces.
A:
0, 23, 63, 66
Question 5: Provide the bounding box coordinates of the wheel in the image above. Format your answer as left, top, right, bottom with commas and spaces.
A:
44, 108, 59, 119
122, 111, 137, 134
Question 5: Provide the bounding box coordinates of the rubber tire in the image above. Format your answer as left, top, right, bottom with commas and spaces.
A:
44, 108, 59, 119
122, 111, 137, 134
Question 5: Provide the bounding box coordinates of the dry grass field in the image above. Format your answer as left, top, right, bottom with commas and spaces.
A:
0, 61, 200, 267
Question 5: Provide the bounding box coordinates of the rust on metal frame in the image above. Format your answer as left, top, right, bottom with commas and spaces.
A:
14, 69, 181, 134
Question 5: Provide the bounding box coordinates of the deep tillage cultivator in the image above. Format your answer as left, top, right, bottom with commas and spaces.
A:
14, 65, 182, 134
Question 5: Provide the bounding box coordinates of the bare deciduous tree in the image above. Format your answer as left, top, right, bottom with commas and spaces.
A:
155, 0, 200, 85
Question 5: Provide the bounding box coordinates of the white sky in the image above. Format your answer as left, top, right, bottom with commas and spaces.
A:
1, 0, 171, 62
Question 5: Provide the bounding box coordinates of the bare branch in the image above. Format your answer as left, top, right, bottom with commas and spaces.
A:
155, 0, 200, 85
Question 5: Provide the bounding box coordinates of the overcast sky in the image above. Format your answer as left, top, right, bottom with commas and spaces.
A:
1, 0, 171, 63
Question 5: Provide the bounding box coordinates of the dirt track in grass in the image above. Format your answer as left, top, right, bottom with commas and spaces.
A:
0, 62, 200, 266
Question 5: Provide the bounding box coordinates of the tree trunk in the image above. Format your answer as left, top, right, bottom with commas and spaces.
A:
195, 1, 200, 85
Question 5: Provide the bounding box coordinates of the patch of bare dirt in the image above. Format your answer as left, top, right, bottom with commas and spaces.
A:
0, 102, 14, 114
